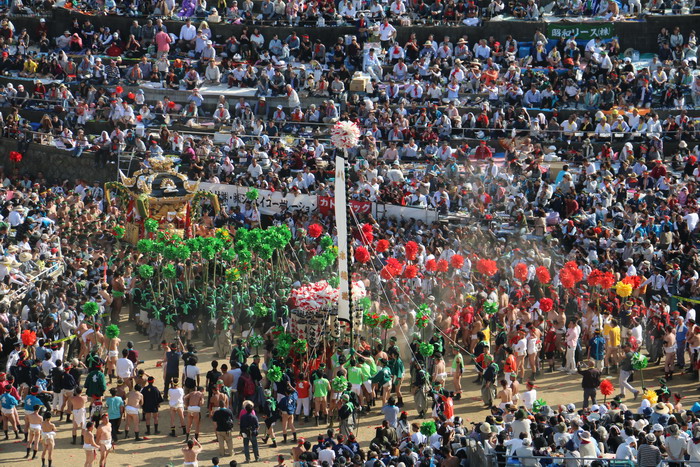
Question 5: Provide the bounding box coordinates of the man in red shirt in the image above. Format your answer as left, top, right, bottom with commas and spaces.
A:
474, 140, 492, 160
295, 377, 311, 423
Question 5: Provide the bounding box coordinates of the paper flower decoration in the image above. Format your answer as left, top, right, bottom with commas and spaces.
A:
416, 314, 429, 328
354, 246, 370, 263
267, 365, 283, 382
599, 271, 616, 289
643, 389, 658, 405
138, 264, 154, 279
483, 301, 498, 315
425, 259, 437, 272
379, 314, 394, 329
599, 379, 614, 396
330, 120, 360, 149
9, 151, 22, 163
363, 312, 380, 328
532, 399, 547, 413
404, 241, 419, 261
476, 259, 498, 276
403, 264, 418, 279
536, 266, 551, 284
376, 239, 390, 253
436, 259, 449, 273
631, 352, 648, 370
105, 324, 120, 339
308, 223, 323, 238
615, 281, 633, 298
21, 329, 36, 346
114, 226, 125, 238
419, 342, 435, 357
144, 218, 158, 233
622, 275, 643, 289
82, 301, 100, 317
246, 189, 259, 201
380, 265, 396, 280
246, 334, 263, 348
420, 421, 437, 436
587, 269, 603, 287
450, 254, 464, 270
514, 263, 529, 282
332, 376, 349, 392
292, 339, 308, 354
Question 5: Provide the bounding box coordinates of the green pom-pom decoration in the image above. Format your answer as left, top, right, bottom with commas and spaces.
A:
162, 264, 177, 279
150, 242, 164, 255
483, 301, 499, 315
163, 245, 179, 260
186, 237, 203, 252
417, 303, 431, 316
137, 239, 153, 253
532, 398, 547, 413
105, 324, 120, 339
328, 275, 340, 288
631, 352, 648, 370
292, 339, 308, 354
420, 421, 437, 437
310, 255, 329, 271
332, 376, 348, 392
257, 244, 274, 260
363, 311, 380, 328
225, 268, 240, 282
253, 303, 269, 317
82, 301, 99, 317
379, 314, 394, 330
201, 245, 216, 260
357, 297, 371, 311
176, 245, 191, 261
246, 189, 259, 201
267, 365, 283, 382
221, 248, 236, 262
114, 226, 125, 238
419, 342, 435, 357
138, 264, 154, 279
246, 334, 263, 348
144, 218, 158, 233
320, 235, 334, 250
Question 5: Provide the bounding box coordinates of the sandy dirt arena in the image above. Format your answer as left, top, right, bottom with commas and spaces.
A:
0, 319, 696, 466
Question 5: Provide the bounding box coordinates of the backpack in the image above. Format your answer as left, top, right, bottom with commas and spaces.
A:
184, 366, 196, 389
241, 375, 255, 397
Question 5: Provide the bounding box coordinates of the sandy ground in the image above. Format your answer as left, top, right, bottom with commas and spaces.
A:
0, 319, 697, 467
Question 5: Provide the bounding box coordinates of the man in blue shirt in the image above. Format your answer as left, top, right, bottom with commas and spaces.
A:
106, 387, 125, 437
587, 330, 606, 372
0, 386, 21, 439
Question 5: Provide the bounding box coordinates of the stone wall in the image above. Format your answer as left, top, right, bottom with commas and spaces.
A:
0, 138, 116, 184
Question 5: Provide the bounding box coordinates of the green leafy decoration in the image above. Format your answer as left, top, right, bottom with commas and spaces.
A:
253, 303, 270, 317
328, 275, 340, 288
320, 235, 334, 250
138, 264, 154, 279
246, 188, 260, 201
137, 239, 154, 253
82, 301, 100, 317
332, 376, 348, 392
292, 339, 308, 354
483, 301, 499, 315
114, 226, 125, 238
267, 365, 283, 382
419, 342, 435, 357
247, 334, 264, 348
162, 264, 177, 279
105, 324, 120, 339
144, 218, 159, 233
532, 398, 547, 413
420, 421, 437, 437
631, 352, 648, 370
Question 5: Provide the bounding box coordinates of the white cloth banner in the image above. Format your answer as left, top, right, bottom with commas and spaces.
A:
335, 155, 351, 322
198, 182, 317, 214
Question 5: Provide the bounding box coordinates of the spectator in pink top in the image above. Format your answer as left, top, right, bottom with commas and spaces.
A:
155, 29, 172, 58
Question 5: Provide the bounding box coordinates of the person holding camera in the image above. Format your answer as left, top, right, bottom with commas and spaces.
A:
239, 400, 260, 463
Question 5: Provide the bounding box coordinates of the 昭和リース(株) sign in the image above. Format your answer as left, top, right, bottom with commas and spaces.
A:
547, 23, 615, 41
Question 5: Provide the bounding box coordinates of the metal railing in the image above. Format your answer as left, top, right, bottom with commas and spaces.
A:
0, 262, 65, 305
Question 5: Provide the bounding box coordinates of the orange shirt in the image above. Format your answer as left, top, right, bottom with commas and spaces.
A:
504, 354, 517, 374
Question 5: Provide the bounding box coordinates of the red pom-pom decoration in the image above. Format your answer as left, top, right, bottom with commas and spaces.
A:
598, 271, 616, 289
622, 275, 643, 289
476, 259, 498, 277
403, 264, 418, 279
436, 259, 449, 273
450, 254, 464, 270
168, 101, 176, 109
380, 265, 395, 280
536, 266, 551, 284
127, 92, 135, 100
539, 298, 553, 312
354, 246, 370, 264
404, 241, 419, 261
425, 259, 437, 272
21, 329, 37, 346
307, 223, 323, 238
9, 151, 22, 163
599, 379, 614, 396
376, 239, 390, 253
514, 263, 528, 282
115, 85, 123, 94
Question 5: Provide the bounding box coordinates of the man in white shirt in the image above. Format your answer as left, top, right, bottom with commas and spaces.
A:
116, 351, 135, 387
247, 159, 263, 179
178, 18, 197, 51
378, 18, 396, 48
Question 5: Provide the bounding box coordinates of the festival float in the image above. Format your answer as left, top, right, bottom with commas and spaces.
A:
104, 155, 220, 243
